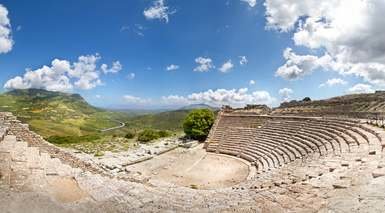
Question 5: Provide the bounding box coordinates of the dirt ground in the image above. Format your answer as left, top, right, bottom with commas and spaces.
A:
127, 144, 250, 189
46, 176, 88, 203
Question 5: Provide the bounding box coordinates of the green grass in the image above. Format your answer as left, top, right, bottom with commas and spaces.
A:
124, 110, 192, 131
47, 135, 102, 145
0, 89, 211, 153
0, 89, 130, 137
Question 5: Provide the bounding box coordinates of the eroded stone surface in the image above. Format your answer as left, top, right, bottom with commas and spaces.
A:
1, 111, 385, 212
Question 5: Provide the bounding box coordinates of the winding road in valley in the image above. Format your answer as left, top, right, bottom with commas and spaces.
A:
100, 120, 125, 132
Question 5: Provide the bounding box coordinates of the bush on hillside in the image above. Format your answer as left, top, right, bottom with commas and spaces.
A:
137, 129, 171, 143
47, 135, 101, 145
124, 130, 136, 139
183, 109, 214, 141
302, 97, 311, 102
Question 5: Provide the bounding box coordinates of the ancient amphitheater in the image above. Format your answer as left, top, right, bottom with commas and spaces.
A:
2, 95, 385, 212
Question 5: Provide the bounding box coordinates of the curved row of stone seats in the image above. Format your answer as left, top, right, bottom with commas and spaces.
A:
314, 119, 383, 152
0, 112, 111, 178
207, 115, 383, 172
206, 115, 269, 151
216, 127, 254, 155
0, 128, 84, 188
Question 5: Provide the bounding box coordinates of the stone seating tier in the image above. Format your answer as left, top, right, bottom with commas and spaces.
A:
206, 115, 382, 172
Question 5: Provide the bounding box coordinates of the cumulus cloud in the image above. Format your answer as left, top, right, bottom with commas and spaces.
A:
278, 88, 293, 102
143, 0, 175, 23
187, 88, 276, 107
132, 88, 276, 108
101, 61, 122, 74
193, 57, 214, 72
166, 64, 179, 71
239, 56, 248, 65
4, 54, 120, 92
0, 4, 13, 54
275, 48, 329, 80
268, 0, 385, 86
249, 80, 255, 85
319, 78, 347, 88
347, 83, 374, 94
241, 0, 257, 7
218, 60, 234, 73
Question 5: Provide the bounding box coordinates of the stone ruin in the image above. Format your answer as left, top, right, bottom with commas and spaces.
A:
2, 103, 385, 212
222, 104, 272, 114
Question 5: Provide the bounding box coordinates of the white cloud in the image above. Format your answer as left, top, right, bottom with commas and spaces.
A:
123, 88, 277, 108
166, 64, 179, 71
187, 88, 276, 107
127, 73, 135, 80
241, 0, 257, 7
193, 57, 214, 72
143, 0, 175, 23
319, 78, 347, 88
0, 4, 13, 54
239, 56, 248, 65
347, 83, 374, 94
101, 61, 122, 74
4, 54, 120, 92
95, 94, 101, 99
219, 60, 234, 73
249, 80, 255, 85
275, 48, 326, 80
123, 95, 151, 104
278, 88, 293, 102
267, 0, 385, 86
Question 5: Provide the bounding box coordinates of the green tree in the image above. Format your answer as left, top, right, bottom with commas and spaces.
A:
183, 109, 214, 141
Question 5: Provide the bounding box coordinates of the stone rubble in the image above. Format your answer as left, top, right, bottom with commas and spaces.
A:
1, 111, 385, 212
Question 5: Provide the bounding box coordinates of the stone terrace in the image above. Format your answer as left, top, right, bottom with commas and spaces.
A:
2, 111, 385, 212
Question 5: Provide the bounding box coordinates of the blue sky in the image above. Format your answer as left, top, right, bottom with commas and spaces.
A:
0, 0, 383, 109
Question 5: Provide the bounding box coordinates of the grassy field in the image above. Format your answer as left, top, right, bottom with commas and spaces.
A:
0, 89, 200, 154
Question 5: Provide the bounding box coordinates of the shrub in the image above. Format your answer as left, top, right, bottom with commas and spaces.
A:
47, 134, 101, 144
183, 109, 214, 141
137, 129, 171, 143
158, 130, 171, 138
94, 151, 104, 157
302, 97, 311, 102
124, 130, 136, 139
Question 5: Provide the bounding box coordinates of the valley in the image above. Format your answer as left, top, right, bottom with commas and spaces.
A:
0, 89, 201, 155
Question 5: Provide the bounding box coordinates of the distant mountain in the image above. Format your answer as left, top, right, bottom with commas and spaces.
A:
179, 103, 218, 110
0, 89, 128, 137
0, 89, 218, 139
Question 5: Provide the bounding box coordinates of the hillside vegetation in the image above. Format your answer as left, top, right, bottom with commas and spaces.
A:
0, 89, 128, 136
0, 89, 216, 154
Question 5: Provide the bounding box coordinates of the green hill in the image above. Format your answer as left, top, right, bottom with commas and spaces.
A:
0, 89, 217, 154
0, 89, 127, 137
124, 109, 191, 131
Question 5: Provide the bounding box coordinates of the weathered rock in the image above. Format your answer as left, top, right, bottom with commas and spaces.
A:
372, 169, 385, 178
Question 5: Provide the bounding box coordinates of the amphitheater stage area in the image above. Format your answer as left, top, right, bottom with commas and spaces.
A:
126, 144, 251, 189
2, 109, 385, 212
